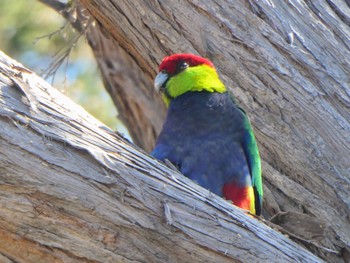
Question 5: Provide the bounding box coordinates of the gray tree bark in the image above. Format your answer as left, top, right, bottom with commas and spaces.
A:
74, 0, 350, 261
2, 0, 350, 262
0, 51, 324, 262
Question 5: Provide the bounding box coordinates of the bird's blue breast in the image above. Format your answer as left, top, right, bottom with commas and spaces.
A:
151, 91, 252, 196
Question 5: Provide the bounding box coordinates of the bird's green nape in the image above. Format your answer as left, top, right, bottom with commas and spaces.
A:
163, 64, 226, 105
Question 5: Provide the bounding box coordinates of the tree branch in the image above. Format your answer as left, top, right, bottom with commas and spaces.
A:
0, 51, 324, 262
30, 0, 350, 261
74, 1, 350, 261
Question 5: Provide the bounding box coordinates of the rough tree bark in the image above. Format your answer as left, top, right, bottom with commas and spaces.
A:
1, 0, 349, 262
74, 0, 350, 261
0, 51, 324, 262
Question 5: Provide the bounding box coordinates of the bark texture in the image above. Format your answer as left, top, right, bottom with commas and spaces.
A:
86, 26, 165, 151
0, 51, 324, 262
72, 0, 350, 261
2, 0, 350, 262
39, 0, 165, 151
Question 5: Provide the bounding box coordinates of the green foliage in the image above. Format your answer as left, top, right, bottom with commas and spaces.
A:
0, 0, 65, 57
0, 0, 125, 134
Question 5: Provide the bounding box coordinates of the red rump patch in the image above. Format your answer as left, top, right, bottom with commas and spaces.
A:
223, 183, 253, 211
159, 53, 215, 74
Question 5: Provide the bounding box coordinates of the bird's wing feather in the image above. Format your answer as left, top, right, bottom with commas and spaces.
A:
240, 107, 263, 214
228, 91, 263, 213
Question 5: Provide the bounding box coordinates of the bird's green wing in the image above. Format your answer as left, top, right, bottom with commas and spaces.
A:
241, 109, 263, 214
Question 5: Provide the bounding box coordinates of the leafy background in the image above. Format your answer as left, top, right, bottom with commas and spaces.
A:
0, 0, 130, 137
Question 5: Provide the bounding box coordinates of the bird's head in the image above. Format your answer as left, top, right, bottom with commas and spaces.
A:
154, 54, 226, 105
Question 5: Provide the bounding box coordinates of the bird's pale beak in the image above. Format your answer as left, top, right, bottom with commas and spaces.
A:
154, 71, 169, 93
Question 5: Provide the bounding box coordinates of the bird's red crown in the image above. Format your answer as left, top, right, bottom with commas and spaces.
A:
158, 54, 214, 75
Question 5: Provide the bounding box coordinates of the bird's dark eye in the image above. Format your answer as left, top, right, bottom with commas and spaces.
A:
179, 61, 189, 70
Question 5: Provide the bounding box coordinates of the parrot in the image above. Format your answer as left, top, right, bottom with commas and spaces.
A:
151, 53, 263, 215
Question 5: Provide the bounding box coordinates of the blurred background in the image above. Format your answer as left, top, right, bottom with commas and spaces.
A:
0, 0, 130, 137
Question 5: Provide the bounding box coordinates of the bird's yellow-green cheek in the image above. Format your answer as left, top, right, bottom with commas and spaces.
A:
162, 93, 171, 107
165, 65, 226, 101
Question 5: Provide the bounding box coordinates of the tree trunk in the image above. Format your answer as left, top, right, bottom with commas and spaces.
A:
0, 51, 324, 262
74, 0, 350, 261
3, 0, 350, 261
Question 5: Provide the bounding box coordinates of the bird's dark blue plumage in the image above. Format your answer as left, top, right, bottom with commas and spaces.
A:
151, 91, 252, 197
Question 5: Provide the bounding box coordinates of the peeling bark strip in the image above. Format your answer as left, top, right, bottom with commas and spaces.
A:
0, 51, 324, 262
